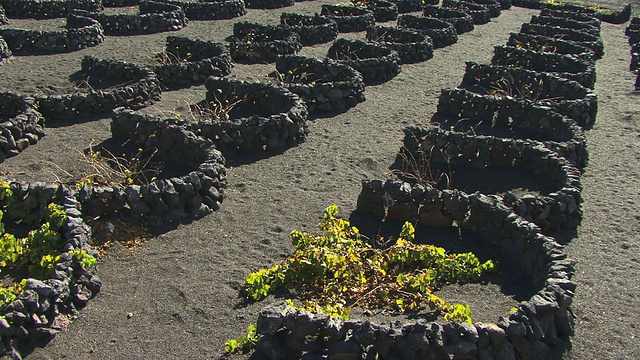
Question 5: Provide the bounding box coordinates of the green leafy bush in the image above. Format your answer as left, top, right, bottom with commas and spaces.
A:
241, 204, 495, 323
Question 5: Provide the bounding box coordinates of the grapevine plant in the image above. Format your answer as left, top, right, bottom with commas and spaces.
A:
228, 205, 496, 353
0, 180, 97, 310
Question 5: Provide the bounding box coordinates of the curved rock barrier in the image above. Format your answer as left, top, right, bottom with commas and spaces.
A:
367, 0, 398, 23
255, 183, 575, 359
594, 3, 631, 25
626, 16, 639, 45
274, 54, 365, 114
103, 0, 140, 6
0, 4, 7, 25
397, 125, 583, 233
423, 4, 475, 34
111, 81, 309, 155
0, 183, 101, 359
162, 0, 246, 20
187, 76, 309, 153
280, 12, 338, 46
514, 1, 630, 25
73, 1, 187, 35
0, 92, 45, 163
529, 15, 600, 37
443, 0, 491, 25
36, 55, 160, 119
461, 61, 597, 129
491, 45, 596, 89
152, 35, 232, 89
468, 0, 503, 17
398, 14, 458, 49
389, 0, 422, 14
519, 23, 603, 59
320, 4, 375, 33
0, 35, 10, 63
0, 0, 102, 19
507, 32, 595, 63
539, 8, 599, 30
327, 38, 401, 86
69, 112, 228, 223
436, 88, 588, 168
244, 0, 293, 9
366, 25, 434, 64
0, 14, 104, 55
229, 22, 302, 63
499, 0, 512, 9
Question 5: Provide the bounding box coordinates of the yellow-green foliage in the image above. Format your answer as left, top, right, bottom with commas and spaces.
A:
0, 179, 97, 310
241, 205, 495, 323
0, 279, 27, 311
224, 324, 259, 354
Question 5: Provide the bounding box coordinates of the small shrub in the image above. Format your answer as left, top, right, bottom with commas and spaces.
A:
240, 205, 495, 322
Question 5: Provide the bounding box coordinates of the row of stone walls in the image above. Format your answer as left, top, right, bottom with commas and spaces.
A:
0, 14, 104, 54
36, 55, 161, 119
436, 88, 589, 168
520, 22, 604, 59
320, 4, 375, 33
492, 45, 596, 89
401, 125, 583, 232
0, 92, 45, 163
366, 0, 398, 23
69, 111, 229, 223
0, 183, 102, 357
162, 0, 246, 20
512, 0, 631, 24
73, 1, 187, 35
443, 0, 492, 25
280, 12, 338, 46
229, 21, 302, 63
366, 25, 434, 64
423, 4, 475, 34
327, 38, 401, 85
255, 178, 576, 359
111, 76, 309, 154
507, 32, 595, 63
0, 0, 102, 19
275, 54, 366, 113
153, 35, 233, 88
397, 14, 459, 49
460, 61, 598, 129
